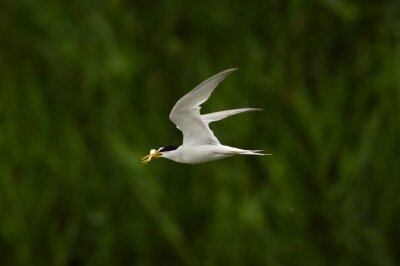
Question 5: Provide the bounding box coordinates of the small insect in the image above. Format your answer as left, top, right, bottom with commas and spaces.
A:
142, 149, 159, 164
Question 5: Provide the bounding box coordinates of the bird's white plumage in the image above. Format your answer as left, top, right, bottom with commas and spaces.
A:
169, 69, 237, 146
142, 68, 270, 164
201, 108, 262, 125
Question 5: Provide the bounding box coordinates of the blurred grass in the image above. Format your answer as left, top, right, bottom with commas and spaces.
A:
0, 0, 400, 265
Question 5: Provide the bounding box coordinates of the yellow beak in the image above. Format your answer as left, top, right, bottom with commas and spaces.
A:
141, 151, 162, 164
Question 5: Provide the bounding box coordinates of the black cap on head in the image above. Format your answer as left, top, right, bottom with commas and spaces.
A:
158, 145, 178, 152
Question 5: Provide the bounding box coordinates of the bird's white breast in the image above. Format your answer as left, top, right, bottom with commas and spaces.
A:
165, 145, 239, 164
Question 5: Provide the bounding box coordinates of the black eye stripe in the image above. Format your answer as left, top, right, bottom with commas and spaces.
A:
159, 145, 178, 152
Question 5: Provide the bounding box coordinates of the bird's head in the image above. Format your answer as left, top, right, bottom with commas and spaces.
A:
141, 145, 178, 164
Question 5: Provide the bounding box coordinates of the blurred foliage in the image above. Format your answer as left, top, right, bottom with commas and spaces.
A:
1, 0, 400, 265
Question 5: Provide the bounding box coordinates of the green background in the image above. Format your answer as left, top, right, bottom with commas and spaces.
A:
1, 0, 399, 265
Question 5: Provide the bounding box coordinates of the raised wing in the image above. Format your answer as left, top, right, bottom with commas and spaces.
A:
169, 68, 236, 146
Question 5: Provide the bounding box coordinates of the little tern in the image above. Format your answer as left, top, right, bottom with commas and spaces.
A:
142, 68, 270, 164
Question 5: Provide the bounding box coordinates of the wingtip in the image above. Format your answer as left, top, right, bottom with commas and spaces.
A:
246, 108, 263, 112
223, 68, 238, 73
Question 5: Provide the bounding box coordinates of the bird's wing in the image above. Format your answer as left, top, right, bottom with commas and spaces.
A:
201, 108, 262, 125
169, 68, 237, 146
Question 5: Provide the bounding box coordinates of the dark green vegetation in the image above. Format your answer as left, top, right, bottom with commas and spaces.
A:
1, 0, 399, 265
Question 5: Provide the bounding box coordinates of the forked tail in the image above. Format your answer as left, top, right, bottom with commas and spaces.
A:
239, 150, 272, 156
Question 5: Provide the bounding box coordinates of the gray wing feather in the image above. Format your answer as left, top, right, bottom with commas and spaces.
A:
201, 108, 262, 124
169, 69, 237, 146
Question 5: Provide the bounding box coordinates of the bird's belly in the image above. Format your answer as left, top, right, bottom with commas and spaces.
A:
177, 145, 235, 164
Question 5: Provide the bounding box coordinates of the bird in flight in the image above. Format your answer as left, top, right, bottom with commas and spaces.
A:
142, 68, 270, 164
